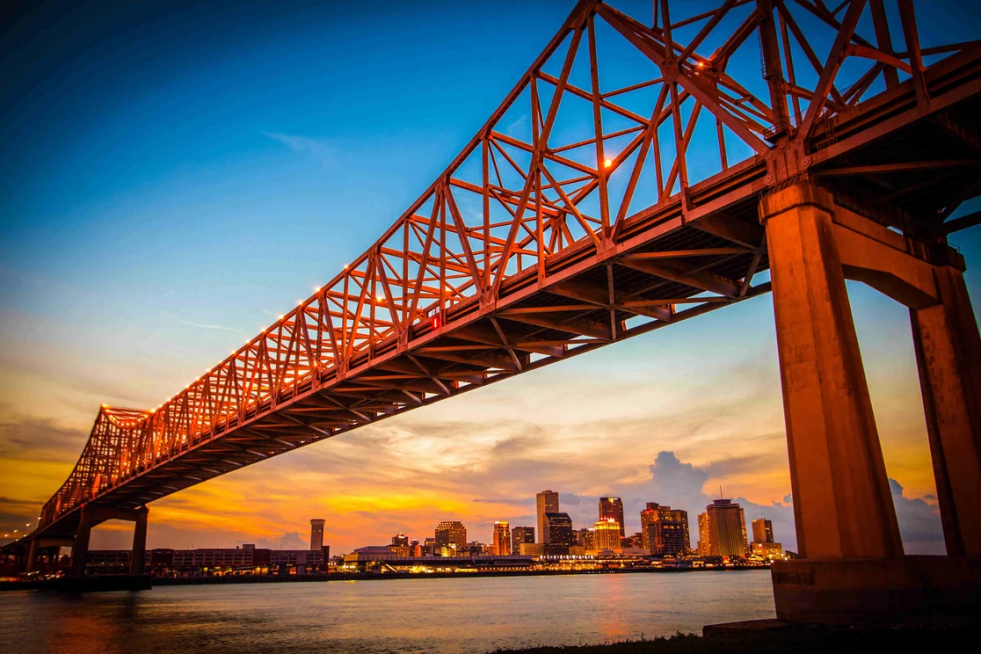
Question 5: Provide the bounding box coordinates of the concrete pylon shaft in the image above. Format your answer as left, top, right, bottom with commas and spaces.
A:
911, 265, 981, 556
25, 539, 39, 573
130, 506, 148, 576
70, 506, 94, 578
761, 181, 903, 560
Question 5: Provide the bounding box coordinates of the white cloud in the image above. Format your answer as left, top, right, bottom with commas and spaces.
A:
262, 132, 337, 167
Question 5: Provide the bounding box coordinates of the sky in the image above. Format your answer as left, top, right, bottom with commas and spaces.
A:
1, 0, 979, 555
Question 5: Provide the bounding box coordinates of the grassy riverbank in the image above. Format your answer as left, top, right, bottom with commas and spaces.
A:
492, 618, 980, 653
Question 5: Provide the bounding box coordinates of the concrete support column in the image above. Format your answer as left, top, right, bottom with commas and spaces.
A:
911, 265, 981, 556
129, 506, 148, 576
761, 181, 903, 560
70, 506, 94, 578
25, 539, 39, 573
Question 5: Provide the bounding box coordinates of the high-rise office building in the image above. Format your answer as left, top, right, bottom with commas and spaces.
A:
594, 518, 622, 552
573, 528, 591, 548
537, 490, 559, 543
705, 498, 749, 557
512, 526, 535, 553
750, 518, 781, 558
752, 518, 774, 544
598, 497, 625, 538
640, 503, 689, 555
310, 519, 325, 551
641, 504, 659, 551
435, 521, 467, 555
544, 512, 574, 554
697, 513, 711, 557
392, 532, 409, 547
492, 521, 511, 555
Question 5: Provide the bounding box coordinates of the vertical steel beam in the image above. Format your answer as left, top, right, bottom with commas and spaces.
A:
757, 0, 790, 137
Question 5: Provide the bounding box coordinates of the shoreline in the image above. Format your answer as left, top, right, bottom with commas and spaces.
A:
0, 565, 769, 592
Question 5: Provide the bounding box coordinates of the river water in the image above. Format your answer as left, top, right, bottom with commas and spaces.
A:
0, 571, 775, 653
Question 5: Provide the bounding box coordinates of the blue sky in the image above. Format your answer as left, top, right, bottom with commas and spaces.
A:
1, 0, 979, 553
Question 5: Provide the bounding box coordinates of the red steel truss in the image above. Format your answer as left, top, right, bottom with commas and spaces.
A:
33, 0, 981, 538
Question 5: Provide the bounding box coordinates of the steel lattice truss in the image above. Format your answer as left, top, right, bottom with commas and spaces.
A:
36, 0, 981, 535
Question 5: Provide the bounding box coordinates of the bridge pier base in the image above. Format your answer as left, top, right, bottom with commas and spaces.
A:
770, 556, 981, 624
69, 505, 150, 578
762, 180, 981, 623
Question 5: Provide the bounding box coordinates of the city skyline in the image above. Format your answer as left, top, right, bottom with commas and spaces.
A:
1, 0, 971, 558
238, 489, 764, 558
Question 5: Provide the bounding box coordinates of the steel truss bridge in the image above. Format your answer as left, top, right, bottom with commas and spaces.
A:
10, 0, 981, 574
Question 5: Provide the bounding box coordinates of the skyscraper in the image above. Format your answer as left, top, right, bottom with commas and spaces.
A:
593, 518, 622, 552
640, 503, 689, 556
435, 521, 467, 556
492, 521, 511, 555
705, 498, 749, 557
392, 532, 409, 547
512, 526, 535, 553
310, 519, 325, 551
537, 490, 559, 544
544, 512, 574, 554
577, 528, 595, 552
752, 518, 774, 544
697, 513, 711, 557
750, 518, 782, 558
598, 497, 625, 538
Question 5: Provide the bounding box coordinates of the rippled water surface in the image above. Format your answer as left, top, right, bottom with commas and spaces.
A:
0, 571, 775, 653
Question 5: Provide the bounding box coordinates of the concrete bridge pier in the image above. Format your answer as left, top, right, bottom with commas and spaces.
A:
26, 539, 39, 574
21, 536, 73, 574
69, 505, 149, 578
761, 180, 981, 624
910, 266, 981, 557
130, 506, 148, 576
